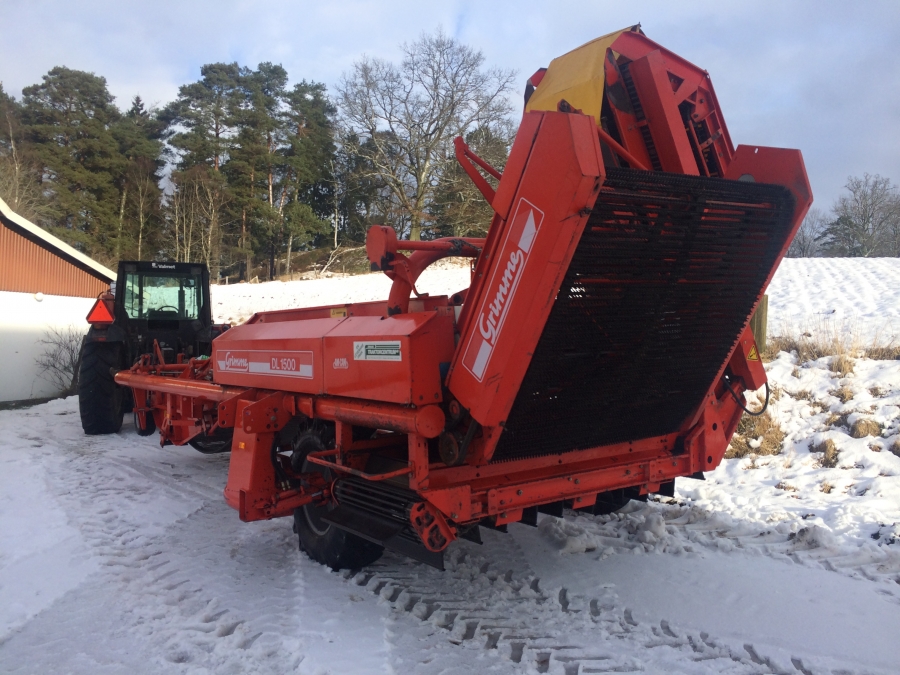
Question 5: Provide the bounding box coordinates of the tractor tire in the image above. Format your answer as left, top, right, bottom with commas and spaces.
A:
78, 342, 124, 435
292, 429, 383, 570
188, 427, 233, 454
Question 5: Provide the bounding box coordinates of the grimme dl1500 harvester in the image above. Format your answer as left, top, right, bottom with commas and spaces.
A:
113, 26, 811, 569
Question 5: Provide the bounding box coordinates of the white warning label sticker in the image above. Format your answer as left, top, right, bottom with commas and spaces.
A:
353, 341, 402, 361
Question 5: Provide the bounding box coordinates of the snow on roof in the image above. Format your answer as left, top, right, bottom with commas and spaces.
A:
0, 196, 115, 283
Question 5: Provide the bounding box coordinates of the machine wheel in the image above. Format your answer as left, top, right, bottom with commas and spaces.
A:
291, 427, 383, 570
134, 410, 156, 436
78, 341, 124, 435
188, 427, 233, 454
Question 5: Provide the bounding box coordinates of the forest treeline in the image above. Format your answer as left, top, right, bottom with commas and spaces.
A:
787, 173, 900, 258
0, 32, 515, 280
1, 29, 897, 279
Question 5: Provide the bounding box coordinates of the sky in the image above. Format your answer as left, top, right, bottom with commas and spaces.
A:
2, 0, 899, 210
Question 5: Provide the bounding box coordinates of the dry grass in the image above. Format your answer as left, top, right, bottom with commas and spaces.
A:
765, 318, 855, 363
865, 344, 900, 360
765, 317, 900, 364
830, 386, 855, 403
869, 386, 885, 398
831, 353, 855, 377
793, 389, 813, 401
891, 440, 900, 458
850, 418, 882, 439
820, 481, 834, 494
725, 412, 785, 459
775, 481, 798, 492
827, 411, 860, 431
811, 438, 839, 468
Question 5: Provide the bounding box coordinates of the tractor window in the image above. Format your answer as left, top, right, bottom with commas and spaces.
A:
123, 272, 202, 320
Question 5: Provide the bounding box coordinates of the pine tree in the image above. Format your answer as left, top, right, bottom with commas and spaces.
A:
21, 67, 125, 261
111, 96, 164, 259
0, 84, 54, 223
162, 63, 243, 171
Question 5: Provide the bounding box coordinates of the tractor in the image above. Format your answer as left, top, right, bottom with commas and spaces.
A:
78, 260, 231, 452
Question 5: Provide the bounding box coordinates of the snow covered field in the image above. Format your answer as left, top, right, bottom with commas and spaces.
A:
1, 258, 899, 674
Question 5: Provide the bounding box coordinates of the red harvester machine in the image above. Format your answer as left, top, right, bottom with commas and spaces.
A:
117, 26, 811, 569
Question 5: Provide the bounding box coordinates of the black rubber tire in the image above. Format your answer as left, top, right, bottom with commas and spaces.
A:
292, 430, 383, 570
78, 342, 124, 435
188, 427, 233, 454
134, 409, 156, 436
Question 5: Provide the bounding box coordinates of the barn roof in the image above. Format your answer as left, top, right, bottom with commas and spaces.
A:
0, 197, 115, 284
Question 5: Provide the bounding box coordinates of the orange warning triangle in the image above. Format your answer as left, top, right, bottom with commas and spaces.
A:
86, 299, 114, 324
747, 345, 759, 361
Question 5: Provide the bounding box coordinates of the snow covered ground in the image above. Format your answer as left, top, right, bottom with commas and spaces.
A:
766, 258, 900, 343
1, 258, 899, 674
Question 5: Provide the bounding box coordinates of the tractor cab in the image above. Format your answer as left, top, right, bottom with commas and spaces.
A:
114, 261, 215, 363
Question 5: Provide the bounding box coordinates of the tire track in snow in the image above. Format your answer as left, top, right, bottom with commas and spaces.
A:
338, 531, 855, 675
1, 411, 888, 674
1, 434, 307, 674
550, 499, 900, 588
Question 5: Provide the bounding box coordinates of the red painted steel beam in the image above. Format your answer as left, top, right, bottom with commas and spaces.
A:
117, 371, 446, 439
627, 50, 699, 175
312, 397, 445, 438
115, 371, 243, 401
596, 125, 650, 171
394, 239, 485, 253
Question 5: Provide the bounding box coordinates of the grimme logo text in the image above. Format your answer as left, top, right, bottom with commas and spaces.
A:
224, 352, 248, 370
479, 248, 523, 343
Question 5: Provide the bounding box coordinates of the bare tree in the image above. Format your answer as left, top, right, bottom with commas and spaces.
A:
167, 170, 199, 262
196, 170, 230, 277
820, 174, 900, 257
166, 166, 229, 271
127, 158, 159, 260
337, 30, 516, 240
786, 207, 827, 257
35, 325, 85, 395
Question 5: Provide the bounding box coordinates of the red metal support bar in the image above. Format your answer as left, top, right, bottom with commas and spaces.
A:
453, 136, 501, 204
313, 398, 445, 438
305, 448, 413, 481
115, 371, 244, 401
393, 238, 485, 254
596, 125, 650, 171
366, 224, 485, 315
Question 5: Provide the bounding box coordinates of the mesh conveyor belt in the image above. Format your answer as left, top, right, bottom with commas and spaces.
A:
491, 168, 795, 462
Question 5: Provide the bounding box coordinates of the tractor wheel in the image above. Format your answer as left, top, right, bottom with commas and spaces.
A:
291, 427, 383, 570
188, 427, 233, 454
78, 342, 124, 435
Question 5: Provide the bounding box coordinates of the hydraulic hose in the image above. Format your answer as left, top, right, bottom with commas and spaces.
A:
724, 379, 770, 417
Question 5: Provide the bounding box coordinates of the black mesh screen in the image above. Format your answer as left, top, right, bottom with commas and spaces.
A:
491, 168, 795, 462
